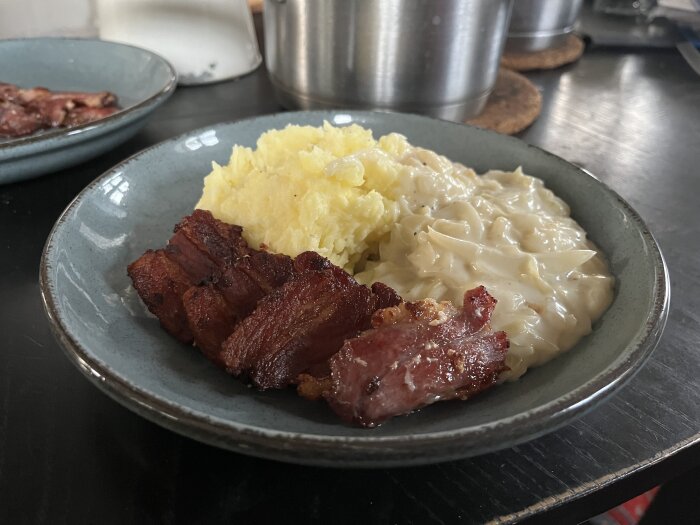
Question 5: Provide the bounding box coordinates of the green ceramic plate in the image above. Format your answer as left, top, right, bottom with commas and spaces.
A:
40, 111, 669, 467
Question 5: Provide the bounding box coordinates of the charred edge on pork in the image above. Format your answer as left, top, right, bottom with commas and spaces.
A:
219, 251, 401, 389
0, 82, 119, 138
298, 286, 509, 427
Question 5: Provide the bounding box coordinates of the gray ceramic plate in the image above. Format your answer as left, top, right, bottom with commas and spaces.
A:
0, 38, 177, 185
40, 111, 669, 467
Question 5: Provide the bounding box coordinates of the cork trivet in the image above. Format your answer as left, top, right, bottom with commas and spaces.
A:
466, 69, 542, 135
248, 0, 264, 13
501, 34, 585, 72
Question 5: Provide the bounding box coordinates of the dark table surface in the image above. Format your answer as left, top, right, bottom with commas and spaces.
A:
2, 23, 700, 525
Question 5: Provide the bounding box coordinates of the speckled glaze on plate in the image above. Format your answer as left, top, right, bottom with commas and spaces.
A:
0, 38, 177, 185
39, 111, 669, 467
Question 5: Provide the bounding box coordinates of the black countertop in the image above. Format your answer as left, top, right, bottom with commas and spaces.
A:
2, 27, 700, 525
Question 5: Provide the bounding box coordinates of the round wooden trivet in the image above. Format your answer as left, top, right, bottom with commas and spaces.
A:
248, 0, 264, 13
500, 34, 585, 72
466, 69, 542, 135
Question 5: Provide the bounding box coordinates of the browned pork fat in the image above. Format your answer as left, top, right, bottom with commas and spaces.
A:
129, 212, 508, 430
181, 285, 239, 365
128, 210, 256, 343
62, 106, 119, 126
0, 83, 20, 102
218, 250, 295, 311
0, 82, 119, 138
182, 250, 295, 360
18, 88, 116, 108
128, 210, 297, 358
129, 216, 401, 382
127, 249, 196, 343
22, 89, 119, 128
0, 102, 42, 138
300, 286, 509, 427
220, 251, 401, 390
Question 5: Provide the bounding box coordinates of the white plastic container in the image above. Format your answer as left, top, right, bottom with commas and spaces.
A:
97, 0, 261, 85
0, 0, 97, 38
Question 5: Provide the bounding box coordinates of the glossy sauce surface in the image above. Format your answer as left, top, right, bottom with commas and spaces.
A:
357, 141, 614, 380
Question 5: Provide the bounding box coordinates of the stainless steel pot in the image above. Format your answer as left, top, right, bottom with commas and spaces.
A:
264, 0, 514, 121
505, 0, 584, 53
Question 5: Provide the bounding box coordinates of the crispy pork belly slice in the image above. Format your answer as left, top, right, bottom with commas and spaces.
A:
165, 209, 253, 284
182, 285, 237, 365
63, 106, 119, 126
183, 251, 295, 361
297, 374, 332, 401
27, 97, 74, 127
371, 282, 402, 310
289, 282, 398, 385
221, 252, 400, 390
129, 210, 295, 357
319, 286, 509, 427
128, 211, 254, 343
127, 249, 195, 343
0, 101, 42, 137
15, 86, 53, 104
20, 88, 77, 127
0, 83, 21, 103
217, 251, 294, 316
292, 250, 333, 272
18, 86, 117, 108
38, 90, 117, 108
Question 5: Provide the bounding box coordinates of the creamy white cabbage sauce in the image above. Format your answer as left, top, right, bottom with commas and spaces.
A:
355, 142, 614, 381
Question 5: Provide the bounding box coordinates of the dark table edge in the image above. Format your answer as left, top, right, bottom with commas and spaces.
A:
513, 435, 700, 524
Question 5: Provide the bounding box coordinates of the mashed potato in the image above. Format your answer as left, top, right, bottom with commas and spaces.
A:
197, 122, 614, 380
197, 122, 412, 271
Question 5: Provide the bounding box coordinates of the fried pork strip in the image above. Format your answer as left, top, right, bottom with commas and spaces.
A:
127, 249, 196, 343
182, 250, 294, 362
164, 209, 253, 283
0, 83, 21, 103
0, 81, 119, 138
129, 212, 401, 385
181, 285, 239, 365
17, 87, 117, 108
128, 211, 507, 428
63, 106, 120, 127
128, 210, 297, 362
220, 252, 401, 389
127, 210, 259, 343
0, 101, 42, 137
299, 286, 509, 427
